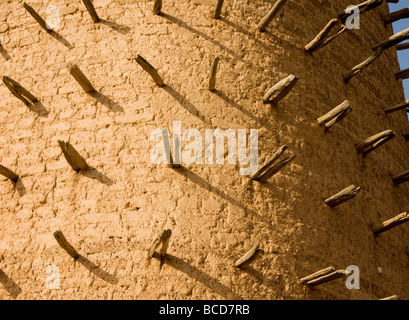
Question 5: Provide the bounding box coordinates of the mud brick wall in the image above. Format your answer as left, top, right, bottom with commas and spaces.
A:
0, 0, 408, 300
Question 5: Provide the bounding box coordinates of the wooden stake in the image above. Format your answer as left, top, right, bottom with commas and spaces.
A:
317, 100, 351, 129
372, 212, 409, 236
0, 165, 19, 182
384, 100, 409, 114
395, 68, 409, 81
300, 266, 336, 284
379, 295, 399, 300
258, 0, 288, 32
356, 130, 395, 156
263, 74, 298, 104
304, 19, 339, 53
213, 0, 224, 19
208, 57, 219, 91
58, 140, 89, 172
68, 64, 95, 93
234, 243, 264, 269
343, 48, 383, 84
53, 230, 79, 259
392, 170, 409, 185
153, 0, 162, 15
250, 145, 288, 180
383, 7, 409, 25
2, 76, 38, 107
372, 27, 409, 51
148, 229, 172, 259
305, 269, 348, 287
23, 2, 51, 33
134, 55, 164, 87
258, 154, 296, 183
396, 42, 409, 51
81, 0, 100, 23
324, 185, 361, 209
338, 0, 383, 23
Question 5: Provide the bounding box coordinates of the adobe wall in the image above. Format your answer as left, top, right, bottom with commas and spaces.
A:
0, 0, 408, 300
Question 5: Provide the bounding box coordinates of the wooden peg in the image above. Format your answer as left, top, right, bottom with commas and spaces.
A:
395, 68, 409, 81
384, 100, 409, 114
305, 19, 343, 53
392, 171, 409, 185
23, 2, 51, 33
148, 229, 172, 259
53, 230, 79, 259
81, 0, 100, 23
134, 55, 164, 87
383, 7, 409, 25
153, 0, 162, 15
317, 100, 351, 129
372, 212, 409, 236
168, 152, 181, 169
213, 0, 224, 19
250, 146, 295, 182
343, 48, 383, 84
208, 57, 219, 91
324, 185, 361, 209
68, 64, 95, 93
0, 165, 19, 182
300, 266, 336, 284
372, 27, 409, 51
396, 42, 409, 51
2, 76, 38, 107
356, 130, 395, 156
58, 140, 89, 172
338, 0, 383, 23
379, 295, 399, 300
258, 0, 288, 32
263, 74, 298, 105
304, 269, 348, 287
234, 243, 264, 269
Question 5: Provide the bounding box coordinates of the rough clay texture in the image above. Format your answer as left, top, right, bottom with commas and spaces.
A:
0, 0, 408, 300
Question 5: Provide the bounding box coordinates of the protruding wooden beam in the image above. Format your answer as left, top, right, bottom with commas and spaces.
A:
343, 48, 383, 84
58, 140, 89, 172
2, 76, 38, 107
148, 229, 172, 259
300, 266, 336, 284
380, 295, 399, 300
396, 42, 409, 51
23, 2, 51, 33
134, 55, 164, 87
392, 170, 409, 185
0, 165, 19, 182
338, 0, 383, 23
305, 19, 347, 53
153, 0, 162, 15
81, 0, 100, 23
383, 7, 409, 25
208, 57, 219, 91
68, 64, 95, 93
213, 0, 224, 19
372, 212, 409, 236
304, 269, 349, 287
258, 0, 288, 32
324, 185, 361, 209
356, 130, 395, 156
317, 100, 351, 129
372, 27, 409, 51
250, 145, 295, 182
384, 100, 409, 114
53, 230, 79, 259
234, 243, 264, 269
395, 68, 409, 81
168, 152, 181, 168
263, 74, 298, 105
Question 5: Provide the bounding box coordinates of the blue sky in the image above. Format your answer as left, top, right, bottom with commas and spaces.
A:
389, 0, 409, 100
